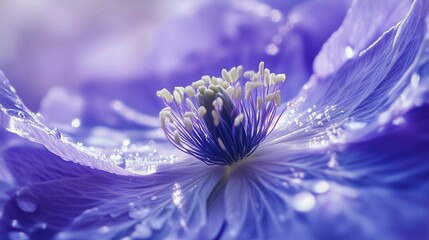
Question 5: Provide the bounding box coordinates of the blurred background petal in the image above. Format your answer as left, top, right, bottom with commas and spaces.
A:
0, 0, 351, 121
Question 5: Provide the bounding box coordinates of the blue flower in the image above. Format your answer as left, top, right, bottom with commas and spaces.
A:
0, 0, 428, 239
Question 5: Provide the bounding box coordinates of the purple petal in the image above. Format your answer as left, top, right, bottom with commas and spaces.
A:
314, 0, 413, 77
282, 0, 428, 143
0, 143, 224, 239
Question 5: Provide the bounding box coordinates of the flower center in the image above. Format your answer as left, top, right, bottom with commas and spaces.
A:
157, 62, 286, 165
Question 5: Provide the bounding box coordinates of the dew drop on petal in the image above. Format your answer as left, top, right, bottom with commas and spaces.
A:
17, 111, 25, 119
313, 181, 330, 194
128, 207, 151, 219
393, 116, 405, 126
71, 118, 81, 128
327, 152, 338, 168
345, 46, 355, 58
131, 224, 152, 239
292, 192, 316, 212
344, 121, 367, 130
15, 189, 38, 213
9, 231, 29, 240
11, 219, 19, 228
38, 222, 47, 230
98, 226, 110, 234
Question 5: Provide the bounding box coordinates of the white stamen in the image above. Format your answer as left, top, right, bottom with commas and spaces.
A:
211, 78, 219, 85
245, 82, 263, 100
204, 89, 215, 98
264, 68, 271, 76
244, 71, 255, 79
264, 72, 270, 86
234, 113, 244, 127
266, 93, 275, 102
266, 91, 281, 106
184, 112, 195, 117
222, 69, 232, 83
174, 131, 181, 144
212, 110, 220, 126
160, 107, 171, 112
237, 65, 243, 78
218, 137, 227, 151
230, 67, 238, 82
192, 80, 205, 89
186, 98, 194, 110
257, 96, 263, 110
208, 84, 217, 92
184, 117, 193, 130
173, 90, 183, 104
274, 74, 286, 83
174, 86, 185, 94
226, 86, 235, 96
160, 110, 174, 127
212, 97, 223, 111
221, 81, 230, 89
202, 75, 211, 84
185, 86, 195, 97
258, 61, 265, 75
234, 86, 242, 99
268, 73, 275, 85
274, 91, 281, 106
198, 86, 206, 94
156, 88, 174, 103
252, 74, 260, 82
198, 106, 207, 117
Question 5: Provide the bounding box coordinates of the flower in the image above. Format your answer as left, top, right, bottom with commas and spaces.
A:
0, 0, 428, 239
157, 62, 286, 165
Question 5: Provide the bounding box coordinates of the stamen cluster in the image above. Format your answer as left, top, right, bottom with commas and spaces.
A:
157, 62, 286, 165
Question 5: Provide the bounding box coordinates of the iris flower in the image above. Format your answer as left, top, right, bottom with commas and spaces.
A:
0, 0, 428, 239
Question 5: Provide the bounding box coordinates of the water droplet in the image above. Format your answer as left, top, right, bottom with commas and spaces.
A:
17, 111, 25, 119
15, 189, 38, 213
109, 209, 122, 218
292, 192, 316, 212
150, 216, 166, 230
328, 153, 338, 168
393, 117, 405, 126
128, 207, 150, 219
71, 118, 81, 128
9, 231, 29, 240
110, 153, 125, 167
35, 113, 45, 123
345, 121, 367, 130
411, 73, 420, 88
345, 46, 355, 58
9, 86, 17, 93
131, 224, 152, 239
313, 181, 330, 194
99, 226, 110, 234
317, 121, 324, 126
50, 128, 62, 139
266, 43, 279, 55
122, 139, 131, 147
38, 222, 47, 230
11, 219, 19, 228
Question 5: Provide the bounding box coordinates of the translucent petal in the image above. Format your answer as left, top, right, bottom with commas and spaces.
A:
0, 144, 224, 239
